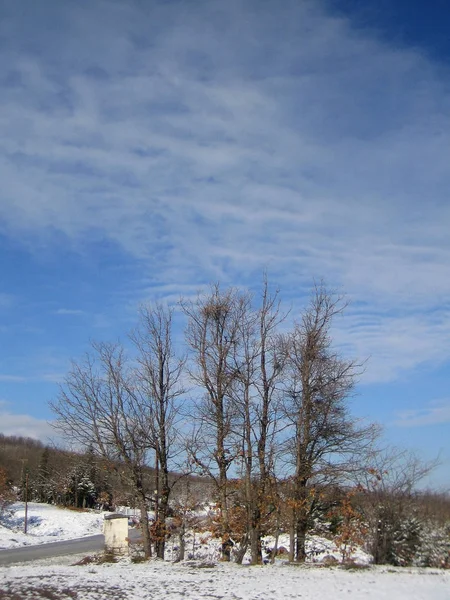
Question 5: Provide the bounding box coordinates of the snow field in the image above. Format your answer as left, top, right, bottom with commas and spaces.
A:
0, 502, 103, 549
1, 560, 449, 600
1, 503, 449, 599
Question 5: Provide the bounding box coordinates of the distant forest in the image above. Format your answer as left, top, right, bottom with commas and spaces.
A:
0, 433, 211, 510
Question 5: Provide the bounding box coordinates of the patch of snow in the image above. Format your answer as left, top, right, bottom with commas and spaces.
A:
0, 503, 103, 549
261, 533, 372, 565
1, 560, 449, 600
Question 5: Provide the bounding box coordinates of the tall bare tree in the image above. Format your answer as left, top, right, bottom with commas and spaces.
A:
181, 284, 250, 560
283, 283, 378, 561
50, 341, 154, 557
129, 303, 186, 558
232, 279, 287, 564
228, 294, 257, 563
250, 280, 287, 563
51, 305, 185, 560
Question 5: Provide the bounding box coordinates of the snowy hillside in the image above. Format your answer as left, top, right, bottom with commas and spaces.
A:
0, 502, 103, 549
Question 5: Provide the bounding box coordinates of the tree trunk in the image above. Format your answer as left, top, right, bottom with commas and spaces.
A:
219, 456, 231, 561
295, 513, 308, 562
221, 538, 233, 562
175, 519, 185, 562
270, 528, 280, 564
139, 497, 152, 559
289, 511, 295, 562
155, 459, 170, 559
250, 510, 262, 564
221, 483, 232, 562
235, 532, 249, 564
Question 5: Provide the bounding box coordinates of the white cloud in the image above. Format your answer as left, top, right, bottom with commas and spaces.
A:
0, 411, 55, 442
333, 308, 450, 383
55, 308, 85, 316
0, 0, 450, 383
394, 399, 450, 428
0, 293, 14, 310
40, 372, 66, 384
0, 375, 27, 383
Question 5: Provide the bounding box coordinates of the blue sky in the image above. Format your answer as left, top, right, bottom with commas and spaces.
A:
0, 0, 449, 489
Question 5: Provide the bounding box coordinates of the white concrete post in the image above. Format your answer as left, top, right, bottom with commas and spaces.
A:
103, 514, 129, 556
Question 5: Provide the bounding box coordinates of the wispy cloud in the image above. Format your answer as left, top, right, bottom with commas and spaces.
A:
0, 374, 27, 383
0, 293, 14, 310
394, 399, 450, 428
0, 0, 449, 386
334, 307, 450, 383
0, 372, 66, 384
55, 308, 85, 316
0, 411, 55, 441
40, 372, 66, 384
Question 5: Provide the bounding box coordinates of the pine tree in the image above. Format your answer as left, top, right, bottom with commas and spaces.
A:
36, 448, 52, 503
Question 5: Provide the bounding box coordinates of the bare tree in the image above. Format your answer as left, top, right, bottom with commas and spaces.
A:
232, 278, 288, 564
250, 279, 288, 563
181, 284, 250, 560
230, 299, 257, 563
129, 303, 186, 558
358, 446, 439, 565
283, 283, 378, 561
50, 341, 154, 557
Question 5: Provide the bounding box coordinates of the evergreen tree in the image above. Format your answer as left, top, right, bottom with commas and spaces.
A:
36, 448, 52, 503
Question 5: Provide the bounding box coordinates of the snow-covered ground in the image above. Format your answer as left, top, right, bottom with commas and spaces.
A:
159, 529, 372, 566
1, 559, 449, 600
1, 503, 370, 565
0, 502, 103, 549
1, 503, 449, 599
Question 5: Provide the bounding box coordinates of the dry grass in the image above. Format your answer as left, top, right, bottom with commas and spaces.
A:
71, 553, 117, 566
0, 583, 77, 600
0, 581, 128, 600
59, 506, 90, 513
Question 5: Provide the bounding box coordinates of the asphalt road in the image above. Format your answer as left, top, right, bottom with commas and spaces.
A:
0, 534, 106, 566
0, 527, 143, 566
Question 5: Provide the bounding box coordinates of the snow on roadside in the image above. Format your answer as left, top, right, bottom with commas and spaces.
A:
1, 502, 372, 565
262, 533, 372, 565
0, 502, 103, 549
1, 559, 449, 600
160, 530, 372, 566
